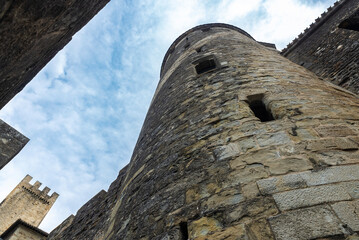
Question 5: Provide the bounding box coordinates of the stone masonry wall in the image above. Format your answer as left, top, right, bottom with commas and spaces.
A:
0, 119, 29, 170
0, 0, 110, 109
282, 0, 359, 94
0, 175, 58, 234
50, 24, 359, 239
47, 165, 128, 240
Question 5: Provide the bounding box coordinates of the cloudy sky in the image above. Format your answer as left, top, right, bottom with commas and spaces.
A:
0, 0, 337, 232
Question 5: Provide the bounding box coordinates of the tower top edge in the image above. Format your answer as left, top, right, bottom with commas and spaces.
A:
160, 23, 254, 77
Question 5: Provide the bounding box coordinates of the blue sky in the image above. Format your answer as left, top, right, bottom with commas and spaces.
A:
0, 0, 337, 232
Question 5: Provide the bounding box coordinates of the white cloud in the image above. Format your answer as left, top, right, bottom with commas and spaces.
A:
250, 0, 336, 49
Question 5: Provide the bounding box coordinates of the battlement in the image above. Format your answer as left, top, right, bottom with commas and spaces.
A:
0, 174, 59, 234
282, 0, 346, 55
20, 175, 59, 203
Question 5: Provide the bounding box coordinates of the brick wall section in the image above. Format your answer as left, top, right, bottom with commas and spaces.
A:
0, 175, 58, 234
50, 24, 359, 239
0, 119, 29, 170
282, 0, 359, 94
0, 0, 110, 109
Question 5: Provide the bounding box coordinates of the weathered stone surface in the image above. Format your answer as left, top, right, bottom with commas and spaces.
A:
301, 165, 359, 186
257, 165, 359, 195
332, 200, 359, 231
188, 217, 223, 239
315, 125, 357, 137
269, 205, 343, 240
273, 183, 351, 211
228, 197, 279, 223
257, 173, 307, 195
0, 0, 110, 109
0, 119, 29, 170
342, 181, 359, 199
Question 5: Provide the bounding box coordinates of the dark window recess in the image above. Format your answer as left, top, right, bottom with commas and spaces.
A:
195, 59, 216, 74
247, 95, 274, 122
179, 222, 189, 240
184, 42, 190, 49
338, 10, 359, 31
196, 45, 207, 53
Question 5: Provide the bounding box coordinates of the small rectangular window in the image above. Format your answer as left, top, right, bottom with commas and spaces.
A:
179, 222, 189, 240
195, 59, 216, 74
247, 94, 274, 122
338, 10, 359, 31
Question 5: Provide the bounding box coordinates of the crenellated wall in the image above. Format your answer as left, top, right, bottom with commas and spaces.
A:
282, 0, 359, 94
0, 175, 58, 234
47, 166, 128, 240
49, 23, 359, 240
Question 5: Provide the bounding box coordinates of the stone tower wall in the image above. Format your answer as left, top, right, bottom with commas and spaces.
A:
0, 0, 110, 109
0, 175, 58, 234
282, 0, 359, 94
0, 119, 29, 170
49, 23, 359, 240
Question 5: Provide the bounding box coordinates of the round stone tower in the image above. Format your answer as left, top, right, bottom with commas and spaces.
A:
105, 24, 359, 240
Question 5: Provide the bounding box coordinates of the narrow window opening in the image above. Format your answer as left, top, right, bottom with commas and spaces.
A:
338, 10, 359, 31
195, 59, 216, 74
196, 45, 207, 53
247, 94, 274, 122
184, 42, 190, 49
179, 222, 189, 240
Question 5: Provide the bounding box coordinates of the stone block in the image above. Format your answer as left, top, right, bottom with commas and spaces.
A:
334, 138, 359, 150
306, 138, 336, 151
265, 157, 313, 175
202, 188, 244, 210
331, 200, 359, 231
296, 128, 319, 140
257, 131, 291, 147
195, 224, 248, 240
269, 205, 343, 240
230, 148, 278, 169
257, 173, 307, 195
227, 164, 269, 186
188, 217, 223, 239
228, 197, 278, 223
315, 125, 356, 137
300, 165, 359, 186
273, 184, 351, 211
247, 218, 275, 240
342, 181, 359, 199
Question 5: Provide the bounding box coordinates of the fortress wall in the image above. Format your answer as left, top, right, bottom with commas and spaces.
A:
47, 165, 128, 240
51, 24, 359, 240
282, 0, 359, 94
0, 0, 110, 109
